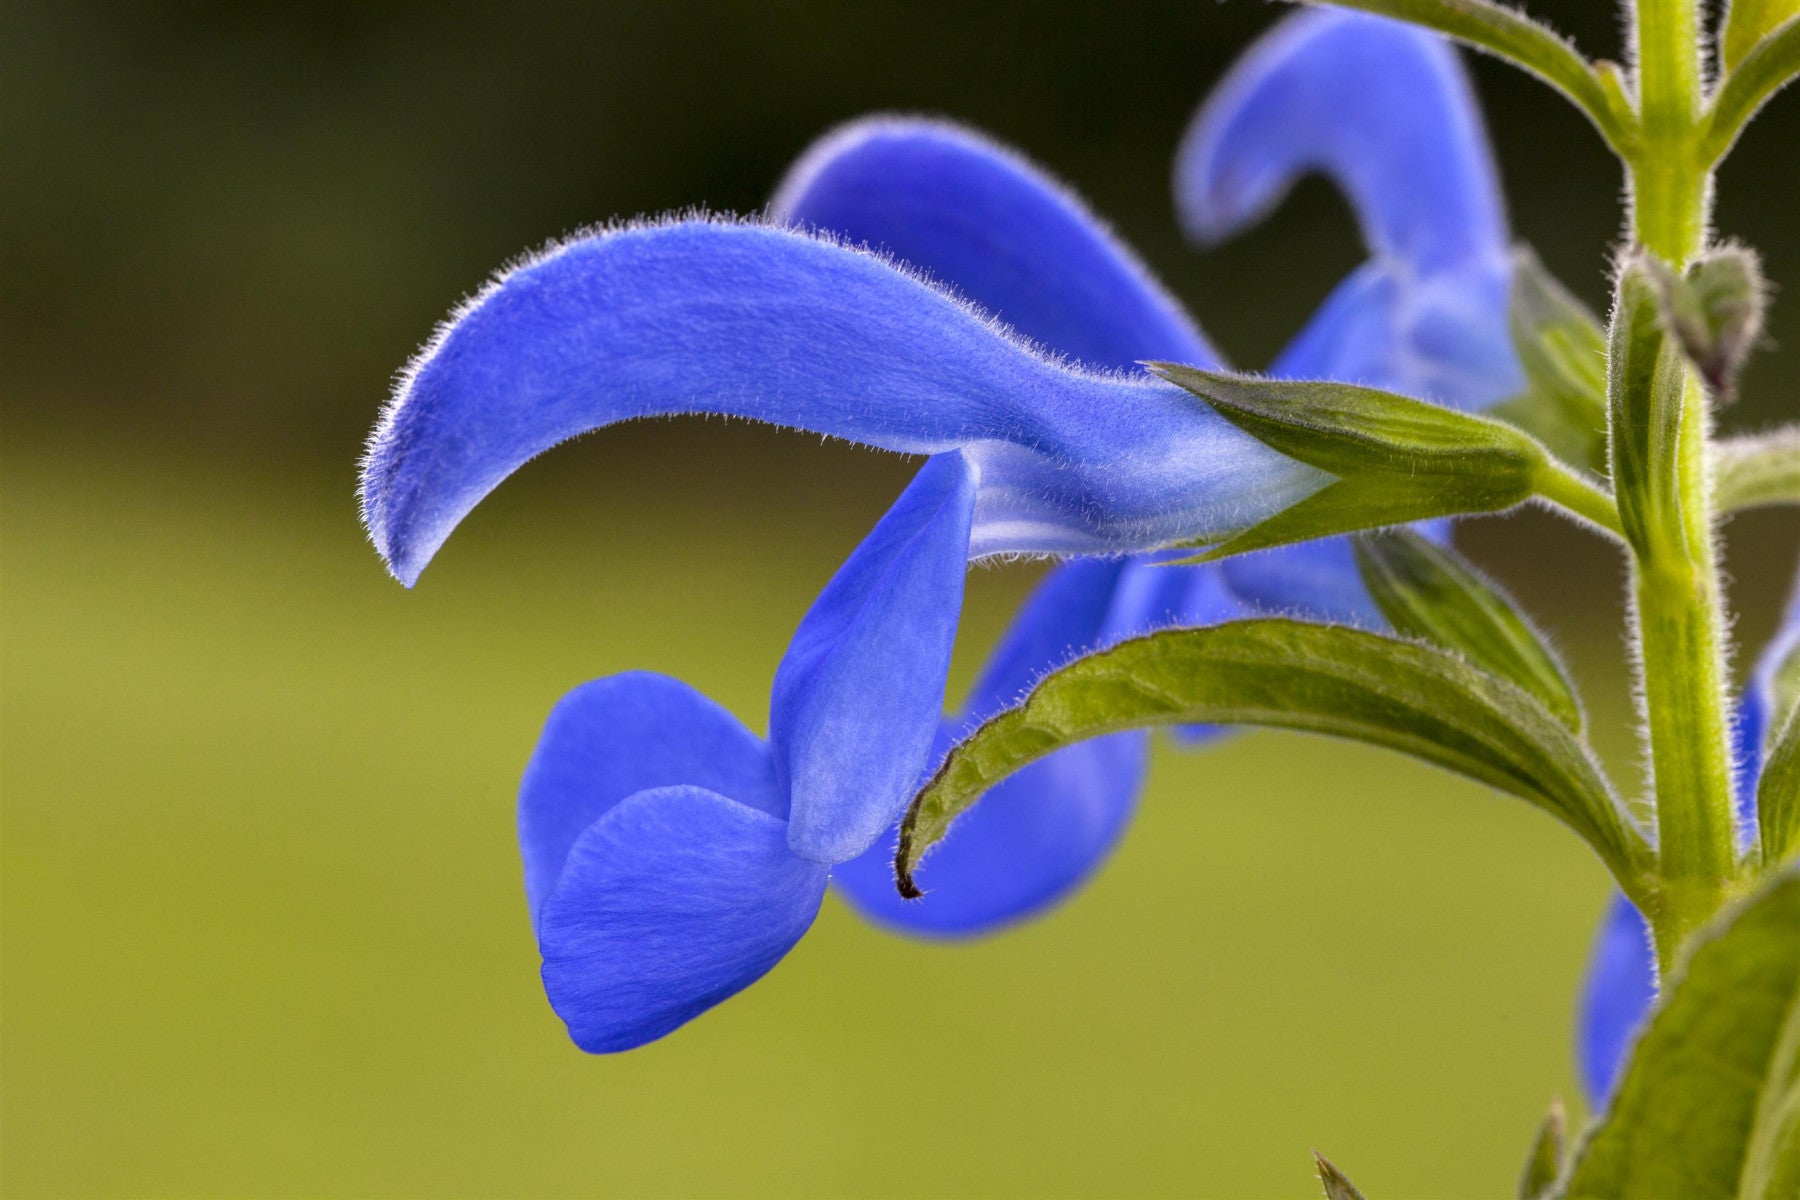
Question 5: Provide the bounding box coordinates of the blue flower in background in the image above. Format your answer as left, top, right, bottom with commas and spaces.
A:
361, 10, 1530, 1051
1576, 569, 1800, 1105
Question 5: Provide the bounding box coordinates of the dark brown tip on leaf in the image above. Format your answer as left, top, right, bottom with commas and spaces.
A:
893, 814, 924, 899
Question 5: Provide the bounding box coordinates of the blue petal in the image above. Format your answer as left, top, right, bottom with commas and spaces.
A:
1576, 895, 1656, 1106
1218, 540, 1385, 628
1273, 259, 1519, 411
1100, 553, 1249, 646
517, 672, 781, 921
1176, 9, 1506, 273
361, 219, 1319, 584
773, 116, 1220, 372
1180, 10, 1521, 411
771, 453, 977, 865
537, 785, 828, 1053
832, 557, 1150, 934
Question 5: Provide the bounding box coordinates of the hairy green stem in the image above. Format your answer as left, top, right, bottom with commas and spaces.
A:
1626, 0, 1739, 969
1535, 460, 1625, 536
1631, 0, 1709, 263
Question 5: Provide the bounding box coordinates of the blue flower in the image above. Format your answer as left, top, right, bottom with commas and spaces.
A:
362, 10, 1524, 1050
1576, 566, 1800, 1104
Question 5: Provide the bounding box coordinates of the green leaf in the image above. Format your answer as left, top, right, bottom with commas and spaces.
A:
1315, 1151, 1370, 1200
1717, 429, 1800, 511
1562, 864, 1800, 1200
1353, 530, 1584, 732
896, 619, 1646, 897
1701, 15, 1800, 163
1147, 365, 1551, 560
1519, 1098, 1567, 1200
1646, 246, 1767, 398
1491, 248, 1610, 477
1762, 700, 1800, 869
1607, 254, 1694, 563
1303, 0, 1632, 154
1724, 0, 1800, 71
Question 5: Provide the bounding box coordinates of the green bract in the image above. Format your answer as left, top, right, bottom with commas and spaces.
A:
1645, 245, 1767, 397
1352, 529, 1584, 731
1492, 248, 1610, 478
1607, 255, 1693, 563
1146, 365, 1621, 554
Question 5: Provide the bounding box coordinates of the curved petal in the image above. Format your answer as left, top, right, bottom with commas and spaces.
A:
1576, 894, 1657, 1106
517, 672, 780, 920
772, 116, 1220, 372
772, 453, 977, 865
361, 219, 1319, 584
1179, 10, 1520, 412
1176, 8, 1505, 273
537, 785, 828, 1053
832, 557, 1150, 934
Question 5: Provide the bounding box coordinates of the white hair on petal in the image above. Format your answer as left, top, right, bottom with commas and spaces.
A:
359, 207, 1203, 547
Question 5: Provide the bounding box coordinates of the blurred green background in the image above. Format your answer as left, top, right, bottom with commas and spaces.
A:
3, 2, 1796, 1196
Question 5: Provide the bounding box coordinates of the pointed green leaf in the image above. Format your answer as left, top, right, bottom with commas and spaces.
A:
1563, 864, 1800, 1200
1724, 0, 1800, 71
1717, 429, 1800, 511
1353, 530, 1584, 731
1315, 1151, 1369, 1200
1147, 365, 1578, 559
896, 620, 1646, 896
1762, 702, 1800, 869
1607, 255, 1694, 563
1492, 248, 1610, 477
1646, 246, 1767, 398
1519, 1098, 1567, 1200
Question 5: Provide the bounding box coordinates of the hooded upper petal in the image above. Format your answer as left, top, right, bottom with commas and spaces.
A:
1176, 8, 1505, 274
1177, 9, 1520, 412
537, 785, 829, 1053
517, 672, 781, 920
772, 453, 978, 865
832, 558, 1152, 933
361, 219, 1320, 585
772, 116, 1220, 372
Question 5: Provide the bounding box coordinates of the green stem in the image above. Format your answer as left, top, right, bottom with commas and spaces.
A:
1631, 0, 1709, 263
1535, 460, 1626, 537
1626, 0, 1739, 969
